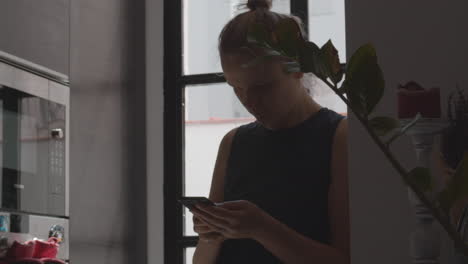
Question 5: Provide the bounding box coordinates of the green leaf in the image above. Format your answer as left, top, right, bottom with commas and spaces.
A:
274, 18, 302, 58
338, 84, 348, 95
408, 167, 432, 192
241, 54, 278, 68
344, 44, 385, 118
437, 189, 453, 215
247, 22, 272, 47
321, 40, 343, 85
346, 87, 368, 117
346, 63, 384, 116
346, 43, 377, 77
385, 113, 422, 146
263, 48, 283, 57
297, 41, 325, 76
245, 18, 306, 74
282, 61, 302, 73
437, 152, 468, 215
369, 116, 400, 137
451, 152, 468, 189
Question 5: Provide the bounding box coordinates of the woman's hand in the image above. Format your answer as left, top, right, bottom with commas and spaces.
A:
192, 214, 226, 244
191, 200, 271, 240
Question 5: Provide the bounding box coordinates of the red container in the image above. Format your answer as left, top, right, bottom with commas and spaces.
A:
32, 240, 58, 259
397, 81, 441, 119
40, 258, 65, 264
6, 241, 35, 260
11, 258, 43, 264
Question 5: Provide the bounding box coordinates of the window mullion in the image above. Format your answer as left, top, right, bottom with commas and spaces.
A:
180, 73, 226, 86
164, 0, 185, 263
290, 0, 309, 37
178, 236, 199, 248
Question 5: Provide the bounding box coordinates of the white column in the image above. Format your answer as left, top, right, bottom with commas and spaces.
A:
402, 119, 449, 264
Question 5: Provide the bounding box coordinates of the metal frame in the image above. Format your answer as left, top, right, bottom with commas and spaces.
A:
0, 61, 70, 218
291, 0, 309, 34
164, 1, 311, 263
0, 51, 69, 86
0, 83, 70, 219
164, 0, 184, 263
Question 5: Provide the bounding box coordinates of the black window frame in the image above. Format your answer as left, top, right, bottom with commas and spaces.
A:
163, 1, 346, 263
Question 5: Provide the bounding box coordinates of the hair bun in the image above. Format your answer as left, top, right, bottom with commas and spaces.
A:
247, 0, 272, 11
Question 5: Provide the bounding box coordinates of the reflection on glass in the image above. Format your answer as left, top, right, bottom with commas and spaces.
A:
183, 0, 291, 75
184, 83, 253, 235
0, 86, 66, 216
308, 0, 347, 62
18, 97, 50, 214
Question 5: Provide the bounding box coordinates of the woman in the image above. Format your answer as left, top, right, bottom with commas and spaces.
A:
191, 0, 349, 263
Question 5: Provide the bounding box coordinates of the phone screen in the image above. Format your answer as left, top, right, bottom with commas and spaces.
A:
178, 197, 215, 209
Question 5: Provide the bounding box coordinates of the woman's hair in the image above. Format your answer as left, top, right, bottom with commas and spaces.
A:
218, 0, 305, 55
218, 0, 324, 97
246, 0, 273, 10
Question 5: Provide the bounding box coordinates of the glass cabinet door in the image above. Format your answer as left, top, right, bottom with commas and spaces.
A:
0, 85, 66, 216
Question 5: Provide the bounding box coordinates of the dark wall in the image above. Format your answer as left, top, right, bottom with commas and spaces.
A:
0, 0, 70, 75
346, 0, 468, 263
127, 0, 148, 263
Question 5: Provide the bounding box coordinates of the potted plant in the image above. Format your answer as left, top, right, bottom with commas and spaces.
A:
438, 87, 468, 261
441, 86, 468, 173
244, 17, 468, 257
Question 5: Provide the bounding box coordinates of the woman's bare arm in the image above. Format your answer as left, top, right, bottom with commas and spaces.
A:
192, 128, 237, 264
328, 118, 350, 263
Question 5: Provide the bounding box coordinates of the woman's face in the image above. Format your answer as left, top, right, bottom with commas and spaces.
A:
221, 52, 304, 124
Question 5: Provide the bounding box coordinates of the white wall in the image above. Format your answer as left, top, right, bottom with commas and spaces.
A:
146, 0, 164, 263
346, 0, 468, 263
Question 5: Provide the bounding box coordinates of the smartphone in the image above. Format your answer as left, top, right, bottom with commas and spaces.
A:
178, 196, 216, 210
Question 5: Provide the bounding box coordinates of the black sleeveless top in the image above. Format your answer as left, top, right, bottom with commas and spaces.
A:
216, 107, 345, 264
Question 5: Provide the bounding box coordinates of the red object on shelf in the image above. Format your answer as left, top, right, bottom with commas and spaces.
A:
11, 258, 43, 263
4, 238, 61, 263
32, 239, 58, 259
6, 241, 35, 260
40, 258, 65, 264
397, 81, 441, 119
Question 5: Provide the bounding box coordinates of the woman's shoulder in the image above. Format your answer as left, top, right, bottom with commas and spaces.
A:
322, 107, 346, 122
219, 121, 256, 147
303, 107, 346, 135
327, 108, 347, 137
230, 120, 261, 136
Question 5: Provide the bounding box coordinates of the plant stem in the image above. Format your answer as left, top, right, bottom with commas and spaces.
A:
322, 78, 468, 256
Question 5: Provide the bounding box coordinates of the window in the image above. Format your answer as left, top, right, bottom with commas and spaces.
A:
164, 1, 347, 263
